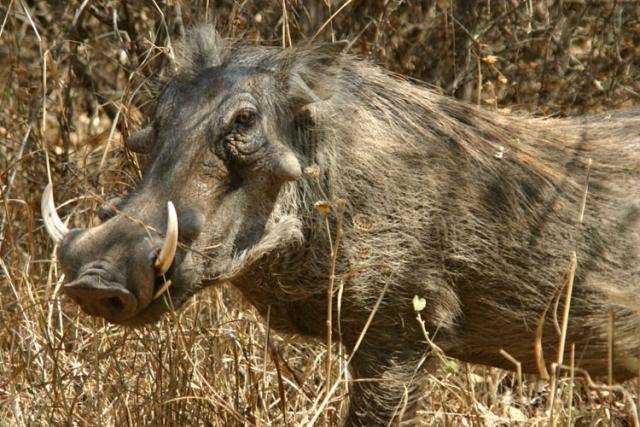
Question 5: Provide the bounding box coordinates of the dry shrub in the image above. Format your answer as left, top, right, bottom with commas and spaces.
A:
1, 1, 638, 425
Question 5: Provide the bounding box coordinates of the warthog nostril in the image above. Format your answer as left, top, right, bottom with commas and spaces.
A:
62, 277, 137, 321
105, 296, 124, 312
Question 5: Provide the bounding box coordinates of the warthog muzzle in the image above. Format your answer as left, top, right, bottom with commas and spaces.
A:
41, 183, 181, 323
63, 261, 137, 321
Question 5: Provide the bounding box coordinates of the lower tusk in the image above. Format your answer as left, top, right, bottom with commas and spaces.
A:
41, 183, 70, 244
154, 201, 178, 275
153, 279, 172, 300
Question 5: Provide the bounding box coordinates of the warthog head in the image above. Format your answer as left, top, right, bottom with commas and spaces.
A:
42, 28, 316, 325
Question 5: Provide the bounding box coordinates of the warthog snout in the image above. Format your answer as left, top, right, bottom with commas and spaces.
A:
62, 261, 137, 321
42, 184, 191, 323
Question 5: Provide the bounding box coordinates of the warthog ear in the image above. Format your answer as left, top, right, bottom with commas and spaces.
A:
274, 44, 342, 106
176, 25, 225, 72
125, 127, 153, 154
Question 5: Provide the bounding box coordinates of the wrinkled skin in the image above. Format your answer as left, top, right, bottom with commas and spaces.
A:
46, 26, 640, 425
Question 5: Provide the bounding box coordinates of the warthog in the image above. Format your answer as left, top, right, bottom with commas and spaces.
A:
42, 26, 639, 425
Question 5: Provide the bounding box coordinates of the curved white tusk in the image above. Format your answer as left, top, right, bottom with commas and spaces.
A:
41, 183, 69, 244
154, 201, 178, 275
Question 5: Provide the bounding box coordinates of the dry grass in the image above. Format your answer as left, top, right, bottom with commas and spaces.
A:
1, 1, 639, 425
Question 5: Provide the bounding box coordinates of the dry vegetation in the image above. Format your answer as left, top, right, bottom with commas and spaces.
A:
1, 1, 640, 425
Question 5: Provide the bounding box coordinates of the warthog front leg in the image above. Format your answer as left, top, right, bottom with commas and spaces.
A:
346, 347, 435, 426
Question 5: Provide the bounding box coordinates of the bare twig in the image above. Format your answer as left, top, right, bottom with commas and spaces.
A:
0, 0, 14, 40
310, 0, 355, 43
0, 125, 31, 253
548, 158, 592, 424
500, 349, 523, 404
555, 364, 639, 427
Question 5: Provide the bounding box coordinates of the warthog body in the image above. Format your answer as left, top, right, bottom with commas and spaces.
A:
43, 26, 640, 424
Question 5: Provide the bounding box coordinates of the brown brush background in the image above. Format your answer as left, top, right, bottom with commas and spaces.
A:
1, 1, 639, 425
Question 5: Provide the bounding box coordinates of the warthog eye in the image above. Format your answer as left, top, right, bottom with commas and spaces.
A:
216, 102, 264, 166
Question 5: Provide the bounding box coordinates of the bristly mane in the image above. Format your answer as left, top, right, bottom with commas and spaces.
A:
176, 26, 640, 378
154, 25, 640, 425
175, 26, 640, 189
